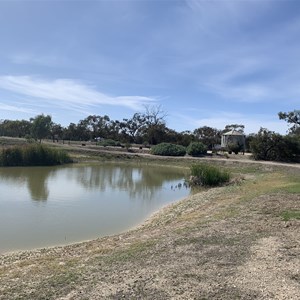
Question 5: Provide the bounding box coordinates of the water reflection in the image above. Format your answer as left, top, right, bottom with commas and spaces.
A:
0, 164, 187, 202
0, 163, 190, 252
68, 164, 188, 201
0, 167, 54, 201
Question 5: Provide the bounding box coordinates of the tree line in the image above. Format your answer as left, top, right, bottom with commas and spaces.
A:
0, 107, 299, 162
0, 106, 238, 148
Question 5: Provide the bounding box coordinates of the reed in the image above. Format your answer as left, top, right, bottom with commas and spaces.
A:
190, 164, 230, 186
0, 144, 73, 166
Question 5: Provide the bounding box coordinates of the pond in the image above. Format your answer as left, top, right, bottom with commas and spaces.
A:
0, 163, 190, 253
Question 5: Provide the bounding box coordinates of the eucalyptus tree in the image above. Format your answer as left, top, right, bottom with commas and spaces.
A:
223, 124, 245, 133
278, 110, 300, 134
142, 105, 167, 145
30, 114, 52, 142
194, 126, 221, 149
0, 119, 31, 137
121, 113, 146, 143
82, 115, 111, 140
50, 123, 64, 142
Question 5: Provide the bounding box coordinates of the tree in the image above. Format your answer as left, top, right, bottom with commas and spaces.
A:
143, 105, 167, 145
120, 113, 146, 143
30, 114, 52, 142
0, 119, 31, 137
175, 131, 195, 147
278, 110, 300, 134
224, 124, 245, 133
50, 123, 63, 142
250, 128, 300, 162
194, 126, 221, 150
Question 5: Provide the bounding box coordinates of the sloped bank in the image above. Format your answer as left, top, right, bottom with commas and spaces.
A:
0, 162, 299, 299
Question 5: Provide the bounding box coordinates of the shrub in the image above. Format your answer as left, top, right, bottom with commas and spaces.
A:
189, 164, 230, 186
227, 142, 242, 155
97, 139, 121, 147
0, 144, 72, 166
187, 142, 207, 156
250, 128, 300, 162
151, 143, 186, 156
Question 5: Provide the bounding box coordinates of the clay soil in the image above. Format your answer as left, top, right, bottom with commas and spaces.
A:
0, 145, 299, 299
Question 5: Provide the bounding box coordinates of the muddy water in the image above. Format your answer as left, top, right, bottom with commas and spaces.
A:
0, 163, 189, 253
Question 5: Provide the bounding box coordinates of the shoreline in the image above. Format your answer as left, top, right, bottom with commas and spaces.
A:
1, 156, 299, 299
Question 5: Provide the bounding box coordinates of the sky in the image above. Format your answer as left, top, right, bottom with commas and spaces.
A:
0, 0, 299, 135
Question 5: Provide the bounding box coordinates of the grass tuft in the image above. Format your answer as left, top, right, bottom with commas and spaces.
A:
0, 144, 73, 166
189, 164, 230, 186
280, 210, 300, 221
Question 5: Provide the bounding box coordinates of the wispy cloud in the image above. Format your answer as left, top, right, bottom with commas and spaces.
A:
0, 103, 36, 114
0, 76, 157, 111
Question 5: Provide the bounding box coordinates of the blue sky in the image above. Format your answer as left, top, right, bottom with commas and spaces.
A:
0, 0, 299, 134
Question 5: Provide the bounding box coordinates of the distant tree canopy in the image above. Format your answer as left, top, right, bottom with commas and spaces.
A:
194, 126, 221, 150
223, 124, 245, 133
1, 108, 300, 163
250, 128, 300, 162
30, 114, 52, 142
278, 110, 300, 134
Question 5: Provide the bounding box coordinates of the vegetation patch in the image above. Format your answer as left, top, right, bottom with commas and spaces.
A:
97, 139, 122, 147
189, 164, 230, 186
103, 240, 156, 264
250, 128, 300, 162
280, 210, 300, 221
0, 144, 73, 166
150, 143, 186, 156
186, 142, 207, 156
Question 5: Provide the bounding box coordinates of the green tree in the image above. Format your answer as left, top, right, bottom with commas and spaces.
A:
0, 119, 31, 137
278, 110, 300, 134
30, 114, 52, 142
250, 128, 300, 162
50, 123, 63, 142
224, 124, 245, 133
194, 126, 221, 150
143, 105, 167, 145
121, 113, 146, 143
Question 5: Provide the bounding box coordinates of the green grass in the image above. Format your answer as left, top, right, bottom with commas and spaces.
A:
280, 210, 300, 221
190, 164, 230, 186
0, 144, 73, 166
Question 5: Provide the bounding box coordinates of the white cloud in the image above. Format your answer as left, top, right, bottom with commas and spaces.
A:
0, 103, 36, 114
0, 76, 157, 111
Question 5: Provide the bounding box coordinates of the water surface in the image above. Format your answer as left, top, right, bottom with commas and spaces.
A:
0, 163, 189, 253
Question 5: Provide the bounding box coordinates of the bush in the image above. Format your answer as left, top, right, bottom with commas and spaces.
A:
97, 139, 121, 147
187, 142, 207, 156
0, 144, 73, 166
151, 143, 186, 156
250, 128, 300, 162
189, 164, 230, 186
227, 142, 242, 155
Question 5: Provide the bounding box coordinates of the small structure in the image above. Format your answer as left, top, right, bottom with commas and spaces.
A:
221, 130, 245, 153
